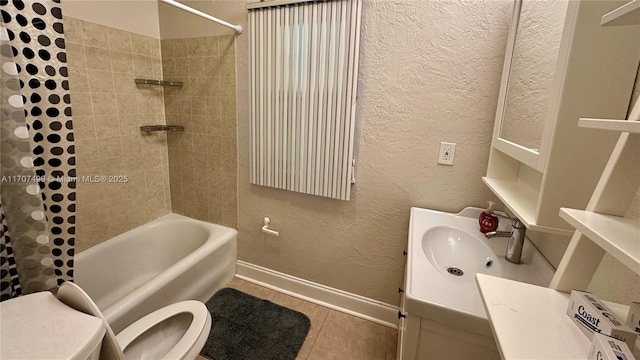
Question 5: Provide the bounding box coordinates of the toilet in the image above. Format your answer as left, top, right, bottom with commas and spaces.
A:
56, 281, 212, 360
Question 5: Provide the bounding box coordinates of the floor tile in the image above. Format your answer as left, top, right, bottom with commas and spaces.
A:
385, 327, 399, 360
227, 277, 279, 301
306, 310, 393, 360
270, 292, 329, 359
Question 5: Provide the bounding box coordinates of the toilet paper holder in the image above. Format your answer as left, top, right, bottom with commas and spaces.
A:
262, 217, 279, 237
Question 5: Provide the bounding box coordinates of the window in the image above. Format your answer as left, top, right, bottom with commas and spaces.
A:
249, 0, 363, 201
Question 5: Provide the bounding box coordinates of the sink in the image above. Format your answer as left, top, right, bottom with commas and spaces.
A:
404, 207, 554, 334
422, 226, 503, 282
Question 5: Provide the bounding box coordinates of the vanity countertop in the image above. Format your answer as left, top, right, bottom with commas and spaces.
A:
476, 274, 632, 360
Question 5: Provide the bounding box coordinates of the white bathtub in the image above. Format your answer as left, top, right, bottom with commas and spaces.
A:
75, 213, 237, 333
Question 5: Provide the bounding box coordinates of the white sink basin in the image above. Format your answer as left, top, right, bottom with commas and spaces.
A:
405, 207, 554, 336
422, 226, 503, 282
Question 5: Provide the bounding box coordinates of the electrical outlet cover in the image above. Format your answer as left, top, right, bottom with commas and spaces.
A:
438, 142, 456, 165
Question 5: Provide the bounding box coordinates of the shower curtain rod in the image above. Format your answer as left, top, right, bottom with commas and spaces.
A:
160, 0, 243, 34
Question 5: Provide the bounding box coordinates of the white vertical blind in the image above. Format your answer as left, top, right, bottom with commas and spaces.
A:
249, 0, 362, 201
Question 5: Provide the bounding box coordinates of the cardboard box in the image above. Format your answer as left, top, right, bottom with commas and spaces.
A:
588, 333, 635, 360
566, 290, 636, 347
625, 301, 640, 334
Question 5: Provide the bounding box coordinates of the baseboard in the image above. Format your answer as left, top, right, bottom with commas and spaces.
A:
235, 260, 399, 328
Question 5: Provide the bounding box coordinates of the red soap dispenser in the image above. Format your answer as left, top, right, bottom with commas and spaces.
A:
479, 201, 499, 234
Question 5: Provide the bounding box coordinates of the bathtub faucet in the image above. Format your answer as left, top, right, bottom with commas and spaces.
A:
485, 218, 526, 264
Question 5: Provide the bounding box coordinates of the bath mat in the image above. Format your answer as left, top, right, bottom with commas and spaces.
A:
201, 288, 311, 360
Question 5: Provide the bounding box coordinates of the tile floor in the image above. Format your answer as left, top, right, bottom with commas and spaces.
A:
197, 277, 398, 360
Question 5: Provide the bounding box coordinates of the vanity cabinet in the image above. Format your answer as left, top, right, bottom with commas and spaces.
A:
484, 0, 640, 234
397, 287, 498, 360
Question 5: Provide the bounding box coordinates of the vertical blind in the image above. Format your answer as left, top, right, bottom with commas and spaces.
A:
249, 0, 363, 201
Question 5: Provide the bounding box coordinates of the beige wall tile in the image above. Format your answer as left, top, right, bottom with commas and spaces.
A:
110, 51, 134, 74
204, 57, 219, 77
131, 33, 152, 56
75, 138, 99, 164
85, 46, 111, 71
118, 115, 140, 135
91, 93, 117, 115
116, 93, 139, 115
62, 16, 83, 44
220, 77, 236, 97
150, 38, 161, 59
81, 21, 109, 49
100, 157, 126, 176
87, 69, 115, 93
94, 115, 120, 138
97, 136, 123, 159
151, 57, 163, 78
133, 55, 153, 78
68, 66, 90, 92
173, 40, 188, 56
161, 39, 175, 58
162, 58, 176, 78
203, 37, 218, 57
175, 57, 190, 77
186, 37, 204, 57
113, 72, 138, 94
107, 27, 132, 53
66, 42, 87, 69
73, 115, 96, 140
190, 78, 207, 97
220, 55, 235, 76
218, 36, 235, 56
205, 76, 220, 96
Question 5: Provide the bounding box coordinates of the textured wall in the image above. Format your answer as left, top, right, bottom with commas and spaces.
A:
63, 17, 171, 252
500, 0, 568, 150
236, 0, 512, 305
161, 36, 238, 228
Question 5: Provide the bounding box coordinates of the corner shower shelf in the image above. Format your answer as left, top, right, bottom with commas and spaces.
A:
134, 78, 183, 87
481, 177, 574, 236
578, 118, 640, 134
476, 274, 631, 360
140, 125, 185, 133
559, 208, 640, 275
601, 0, 640, 26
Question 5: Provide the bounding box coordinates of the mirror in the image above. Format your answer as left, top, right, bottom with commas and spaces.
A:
499, 0, 569, 153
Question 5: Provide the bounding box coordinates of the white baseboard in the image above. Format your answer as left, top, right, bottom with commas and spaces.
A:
235, 260, 399, 328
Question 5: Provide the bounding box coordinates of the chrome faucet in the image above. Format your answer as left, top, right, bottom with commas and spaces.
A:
485, 218, 526, 264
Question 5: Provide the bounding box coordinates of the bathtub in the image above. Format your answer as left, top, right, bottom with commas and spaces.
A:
75, 213, 237, 333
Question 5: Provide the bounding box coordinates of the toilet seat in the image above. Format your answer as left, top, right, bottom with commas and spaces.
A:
116, 300, 211, 360
56, 282, 211, 360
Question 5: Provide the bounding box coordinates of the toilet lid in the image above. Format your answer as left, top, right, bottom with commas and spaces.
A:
0, 292, 105, 360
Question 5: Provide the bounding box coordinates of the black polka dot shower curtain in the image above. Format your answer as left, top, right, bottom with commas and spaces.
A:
0, 0, 75, 300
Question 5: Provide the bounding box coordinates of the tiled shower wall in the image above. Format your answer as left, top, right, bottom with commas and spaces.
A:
161, 36, 237, 228
63, 17, 171, 251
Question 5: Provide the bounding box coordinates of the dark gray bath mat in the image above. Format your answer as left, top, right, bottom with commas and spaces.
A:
201, 287, 311, 360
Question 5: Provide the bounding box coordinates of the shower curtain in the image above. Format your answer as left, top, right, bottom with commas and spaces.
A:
0, 0, 76, 300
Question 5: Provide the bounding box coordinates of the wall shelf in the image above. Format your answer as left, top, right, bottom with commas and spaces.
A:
601, 0, 640, 26
134, 78, 183, 87
559, 208, 640, 275
481, 177, 574, 236
476, 274, 630, 360
579, 118, 640, 134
